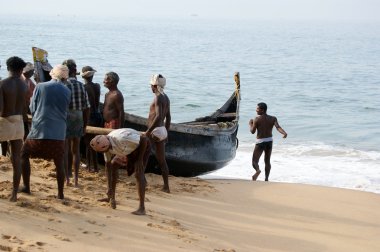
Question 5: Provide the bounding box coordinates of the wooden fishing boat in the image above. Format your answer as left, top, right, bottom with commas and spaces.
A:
87, 72, 241, 177
30, 47, 241, 176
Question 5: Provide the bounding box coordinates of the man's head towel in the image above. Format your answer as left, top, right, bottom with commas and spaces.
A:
150, 74, 166, 94
50, 64, 69, 80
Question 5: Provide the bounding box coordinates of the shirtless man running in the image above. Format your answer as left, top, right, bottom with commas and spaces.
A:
249, 102, 287, 181
144, 74, 171, 193
0, 56, 27, 201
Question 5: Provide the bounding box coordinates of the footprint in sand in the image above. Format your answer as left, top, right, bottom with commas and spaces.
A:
86, 220, 106, 227
53, 235, 71, 242
0, 245, 12, 252
213, 249, 236, 252
48, 218, 62, 223
35, 241, 46, 246
82, 231, 103, 236
1, 235, 11, 240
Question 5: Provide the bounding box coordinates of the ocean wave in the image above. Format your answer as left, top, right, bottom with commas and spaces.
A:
202, 142, 380, 194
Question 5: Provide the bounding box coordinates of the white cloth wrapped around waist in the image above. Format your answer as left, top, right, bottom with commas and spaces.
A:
0, 115, 24, 141
151, 126, 168, 141
256, 137, 273, 144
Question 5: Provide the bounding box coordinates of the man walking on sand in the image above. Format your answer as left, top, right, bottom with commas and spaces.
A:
144, 74, 171, 193
249, 102, 287, 181
0, 56, 28, 201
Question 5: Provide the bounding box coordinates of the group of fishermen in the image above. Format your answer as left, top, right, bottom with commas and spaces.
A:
0, 56, 171, 215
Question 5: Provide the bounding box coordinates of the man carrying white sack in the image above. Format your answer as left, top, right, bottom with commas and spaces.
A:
143, 74, 171, 193
90, 128, 150, 215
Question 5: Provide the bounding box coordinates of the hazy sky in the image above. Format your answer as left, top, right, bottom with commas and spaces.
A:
0, 0, 379, 21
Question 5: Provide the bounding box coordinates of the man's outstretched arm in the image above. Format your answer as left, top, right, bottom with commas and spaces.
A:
274, 118, 287, 138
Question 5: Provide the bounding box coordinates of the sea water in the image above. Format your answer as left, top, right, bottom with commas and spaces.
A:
1, 16, 379, 193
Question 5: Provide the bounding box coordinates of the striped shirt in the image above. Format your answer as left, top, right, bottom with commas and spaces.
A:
66, 77, 90, 111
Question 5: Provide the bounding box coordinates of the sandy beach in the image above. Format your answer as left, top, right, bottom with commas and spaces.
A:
0, 155, 379, 252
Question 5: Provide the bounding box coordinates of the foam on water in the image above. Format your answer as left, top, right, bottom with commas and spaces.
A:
202, 143, 380, 194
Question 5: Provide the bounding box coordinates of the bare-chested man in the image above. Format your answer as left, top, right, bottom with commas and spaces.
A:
249, 102, 287, 181
1, 62, 35, 155
103, 72, 124, 129
82, 66, 102, 172
0, 56, 27, 201
144, 74, 171, 193
101, 72, 124, 202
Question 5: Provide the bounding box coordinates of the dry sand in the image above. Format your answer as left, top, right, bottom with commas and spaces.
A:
1, 155, 380, 252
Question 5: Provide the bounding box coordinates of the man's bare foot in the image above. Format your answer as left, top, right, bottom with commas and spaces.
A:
252, 170, 261, 181
132, 208, 146, 215
161, 186, 170, 193
19, 186, 31, 194
98, 197, 110, 203
9, 193, 17, 202
110, 198, 116, 209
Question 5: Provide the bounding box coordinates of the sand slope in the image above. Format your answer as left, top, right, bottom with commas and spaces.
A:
1, 155, 379, 252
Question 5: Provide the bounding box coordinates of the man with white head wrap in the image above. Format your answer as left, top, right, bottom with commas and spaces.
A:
150, 74, 166, 94
18, 64, 71, 202
144, 74, 171, 193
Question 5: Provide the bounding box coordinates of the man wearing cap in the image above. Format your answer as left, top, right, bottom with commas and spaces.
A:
0, 56, 28, 201
62, 59, 90, 187
17, 65, 71, 202
144, 74, 171, 193
90, 128, 150, 214
81, 66, 101, 172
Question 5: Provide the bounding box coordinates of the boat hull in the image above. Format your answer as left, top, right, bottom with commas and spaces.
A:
120, 112, 238, 177
145, 126, 238, 177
